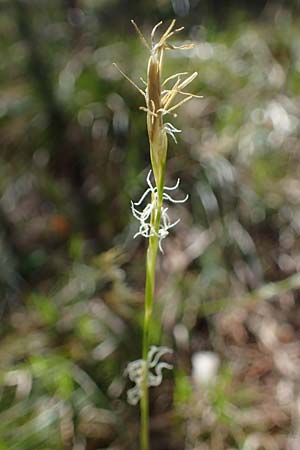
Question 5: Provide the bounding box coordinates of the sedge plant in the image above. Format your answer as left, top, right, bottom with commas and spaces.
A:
114, 20, 200, 450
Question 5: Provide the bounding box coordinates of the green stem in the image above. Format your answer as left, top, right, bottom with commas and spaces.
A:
140, 165, 165, 450
140, 237, 158, 450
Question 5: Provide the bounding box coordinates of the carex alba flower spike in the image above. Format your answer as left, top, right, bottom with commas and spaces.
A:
114, 20, 200, 450
113, 19, 201, 188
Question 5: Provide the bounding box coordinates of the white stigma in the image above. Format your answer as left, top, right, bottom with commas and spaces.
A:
131, 170, 188, 252
125, 346, 173, 405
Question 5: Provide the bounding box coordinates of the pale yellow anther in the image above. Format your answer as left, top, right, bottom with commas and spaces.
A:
130, 19, 151, 51
162, 72, 188, 86
165, 94, 194, 113
177, 71, 198, 90
161, 78, 182, 111
157, 19, 177, 48
139, 106, 158, 118
112, 63, 145, 97
151, 21, 163, 42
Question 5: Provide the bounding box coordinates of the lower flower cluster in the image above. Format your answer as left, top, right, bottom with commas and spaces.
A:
125, 346, 173, 405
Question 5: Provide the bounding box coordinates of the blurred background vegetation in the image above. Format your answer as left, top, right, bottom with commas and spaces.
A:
1, 0, 300, 449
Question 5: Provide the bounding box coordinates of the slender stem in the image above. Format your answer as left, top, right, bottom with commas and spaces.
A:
140, 237, 158, 450
140, 166, 165, 450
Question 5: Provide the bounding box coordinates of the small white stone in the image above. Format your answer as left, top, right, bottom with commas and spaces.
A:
191, 351, 220, 385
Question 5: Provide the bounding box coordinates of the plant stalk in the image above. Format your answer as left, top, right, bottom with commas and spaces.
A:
140, 167, 165, 450
122, 19, 196, 450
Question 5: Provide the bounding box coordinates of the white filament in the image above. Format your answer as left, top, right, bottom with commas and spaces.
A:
131, 170, 188, 252
125, 346, 173, 405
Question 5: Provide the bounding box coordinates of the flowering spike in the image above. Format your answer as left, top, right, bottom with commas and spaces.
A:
117, 22, 199, 447
114, 21, 200, 187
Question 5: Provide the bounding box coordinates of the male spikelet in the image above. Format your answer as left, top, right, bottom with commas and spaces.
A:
114, 20, 201, 194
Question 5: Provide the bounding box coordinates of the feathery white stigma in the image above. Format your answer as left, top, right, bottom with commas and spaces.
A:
131, 170, 188, 252
125, 346, 173, 405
